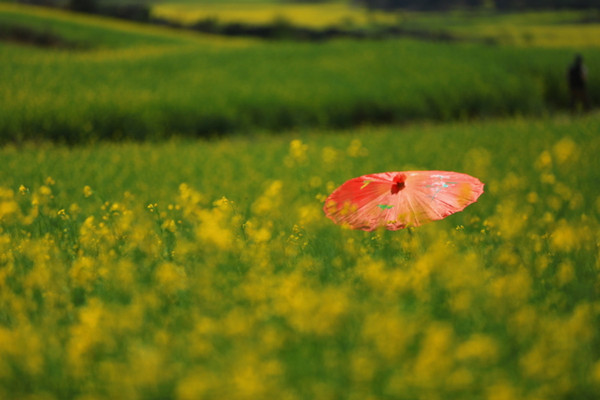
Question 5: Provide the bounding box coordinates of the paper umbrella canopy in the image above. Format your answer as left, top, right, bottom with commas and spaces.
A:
323, 171, 484, 231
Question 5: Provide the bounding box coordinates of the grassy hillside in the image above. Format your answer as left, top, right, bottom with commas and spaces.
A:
0, 112, 598, 399
0, 2, 196, 47
1, 3, 599, 143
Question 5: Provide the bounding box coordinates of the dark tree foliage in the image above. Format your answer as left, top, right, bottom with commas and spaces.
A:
68, 0, 97, 13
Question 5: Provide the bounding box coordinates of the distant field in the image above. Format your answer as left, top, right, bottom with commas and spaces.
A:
402, 10, 600, 48
1, 3, 598, 143
0, 112, 598, 399
154, 0, 281, 4
151, 1, 397, 28
151, 2, 600, 47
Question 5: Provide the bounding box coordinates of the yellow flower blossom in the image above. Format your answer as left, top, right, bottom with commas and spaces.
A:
195, 198, 238, 250
39, 185, 52, 196
68, 299, 107, 374
486, 382, 521, 400
230, 353, 282, 399
556, 261, 575, 286
552, 136, 578, 165
244, 218, 272, 243
535, 150, 552, 170
455, 334, 499, 364
526, 191, 538, 203
550, 220, 579, 252
251, 180, 283, 216
346, 139, 368, 157
284, 139, 308, 166
362, 311, 416, 362
83, 185, 93, 198
321, 146, 339, 164
297, 204, 320, 226
155, 262, 187, 294
0, 198, 18, 221
176, 368, 215, 400
411, 322, 455, 388
273, 272, 349, 335
70, 256, 97, 289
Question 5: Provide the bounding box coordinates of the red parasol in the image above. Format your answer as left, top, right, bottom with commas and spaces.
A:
323, 171, 484, 231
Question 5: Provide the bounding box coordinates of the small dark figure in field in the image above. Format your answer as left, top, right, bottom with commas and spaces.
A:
567, 54, 591, 111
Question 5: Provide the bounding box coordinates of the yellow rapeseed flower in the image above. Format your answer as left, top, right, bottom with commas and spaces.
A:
0, 199, 18, 221
195, 198, 238, 250
155, 262, 187, 294
455, 334, 499, 364
176, 368, 215, 400
550, 220, 579, 252
251, 180, 283, 216
285, 139, 308, 166
68, 299, 106, 374
244, 218, 272, 244
556, 261, 575, 286
362, 311, 416, 362
346, 139, 368, 157
83, 185, 93, 198
486, 382, 521, 400
411, 322, 455, 388
552, 136, 578, 165
69, 256, 97, 290
535, 150, 553, 170
39, 185, 52, 196
321, 146, 339, 164
273, 273, 349, 335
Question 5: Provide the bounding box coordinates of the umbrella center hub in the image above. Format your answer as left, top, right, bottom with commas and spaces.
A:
391, 174, 406, 194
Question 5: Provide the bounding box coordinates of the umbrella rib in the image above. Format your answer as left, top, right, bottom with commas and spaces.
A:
404, 193, 420, 226
416, 189, 445, 220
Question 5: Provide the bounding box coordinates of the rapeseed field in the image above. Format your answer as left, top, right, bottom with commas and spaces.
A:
1, 2, 600, 399
151, 2, 398, 28
151, 2, 600, 48
0, 114, 598, 399
2, 3, 599, 143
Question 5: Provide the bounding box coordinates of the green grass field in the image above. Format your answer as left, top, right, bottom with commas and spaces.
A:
1, 113, 599, 399
1, 2, 600, 399
1, 3, 599, 143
